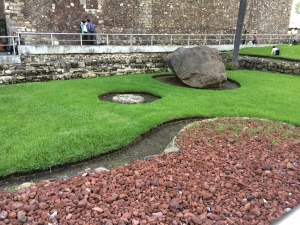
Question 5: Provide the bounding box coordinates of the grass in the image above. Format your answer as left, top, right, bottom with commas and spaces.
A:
239, 44, 300, 60
0, 70, 299, 178
184, 117, 299, 147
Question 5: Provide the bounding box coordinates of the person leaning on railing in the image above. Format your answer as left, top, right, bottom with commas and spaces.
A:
7, 31, 18, 55
86, 19, 95, 45
80, 20, 88, 45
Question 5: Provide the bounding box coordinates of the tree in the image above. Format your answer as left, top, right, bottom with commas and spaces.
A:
295, 1, 300, 14
232, 0, 248, 65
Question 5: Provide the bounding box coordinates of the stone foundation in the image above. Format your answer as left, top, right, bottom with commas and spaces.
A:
0, 54, 299, 85
0, 52, 169, 85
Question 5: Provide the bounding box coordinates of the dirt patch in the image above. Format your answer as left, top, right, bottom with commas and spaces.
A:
153, 75, 240, 90
98, 75, 240, 105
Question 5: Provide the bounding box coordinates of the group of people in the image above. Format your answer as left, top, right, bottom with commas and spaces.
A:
242, 30, 258, 45
271, 27, 299, 57
80, 19, 95, 45
7, 19, 96, 55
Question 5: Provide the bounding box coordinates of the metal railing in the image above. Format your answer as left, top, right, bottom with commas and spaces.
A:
0, 33, 293, 56
0, 33, 292, 48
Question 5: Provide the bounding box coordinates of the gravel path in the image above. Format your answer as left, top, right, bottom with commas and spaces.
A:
0, 117, 299, 224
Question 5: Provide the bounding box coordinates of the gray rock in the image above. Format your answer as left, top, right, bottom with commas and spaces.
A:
144, 155, 159, 160
112, 94, 145, 104
94, 167, 110, 172
164, 46, 227, 88
0, 211, 8, 220
164, 146, 180, 154
82, 71, 96, 78
17, 182, 36, 190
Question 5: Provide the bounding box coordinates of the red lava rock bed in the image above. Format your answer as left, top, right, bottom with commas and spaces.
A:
0, 117, 299, 225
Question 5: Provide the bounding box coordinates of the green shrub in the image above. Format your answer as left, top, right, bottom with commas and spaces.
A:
225, 62, 239, 70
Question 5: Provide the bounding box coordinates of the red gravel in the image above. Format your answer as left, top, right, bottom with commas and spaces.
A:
0, 118, 299, 225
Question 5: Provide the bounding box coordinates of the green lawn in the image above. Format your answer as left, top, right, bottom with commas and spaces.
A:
0, 70, 299, 178
239, 44, 300, 60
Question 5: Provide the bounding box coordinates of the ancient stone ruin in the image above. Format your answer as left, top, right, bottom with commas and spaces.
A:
164, 46, 227, 89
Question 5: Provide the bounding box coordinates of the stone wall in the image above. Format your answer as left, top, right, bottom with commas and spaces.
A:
0, 0, 4, 19
0, 52, 169, 85
238, 56, 300, 75
1, 53, 299, 85
2, 0, 293, 36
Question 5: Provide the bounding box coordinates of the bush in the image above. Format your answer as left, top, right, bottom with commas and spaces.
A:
225, 62, 239, 70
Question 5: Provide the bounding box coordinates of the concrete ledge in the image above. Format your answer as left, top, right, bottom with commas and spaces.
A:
0, 44, 274, 66
18, 44, 273, 55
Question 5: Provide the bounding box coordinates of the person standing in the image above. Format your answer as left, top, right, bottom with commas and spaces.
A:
81, 20, 88, 45
289, 27, 298, 45
242, 30, 249, 44
252, 32, 258, 44
8, 31, 18, 55
86, 19, 95, 45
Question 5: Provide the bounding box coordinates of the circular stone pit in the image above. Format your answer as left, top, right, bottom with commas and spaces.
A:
112, 94, 145, 104
99, 92, 161, 104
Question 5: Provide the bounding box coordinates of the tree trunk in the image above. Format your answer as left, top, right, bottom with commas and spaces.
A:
232, 0, 248, 65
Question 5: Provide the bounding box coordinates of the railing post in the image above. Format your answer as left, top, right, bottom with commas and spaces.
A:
130, 35, 132, 46
170, 35, 172, 45
51, 34, 54, 45
151, 35, 153, 45
188, 35, 190, 45
204, 35, 207, 45
17, 33, 20, 45
106, 35, 109, 45
12, 36, 16, 55
80, 34, 83, 46
219, 34, 221, 45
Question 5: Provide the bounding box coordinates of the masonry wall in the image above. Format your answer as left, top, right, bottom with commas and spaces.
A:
3, 0, 293, 36
1, 53, 299, 85
0, 1, 4, 19
0, 52, 169, 85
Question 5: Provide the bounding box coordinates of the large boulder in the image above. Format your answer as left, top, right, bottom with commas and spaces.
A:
164, 46, 227, 88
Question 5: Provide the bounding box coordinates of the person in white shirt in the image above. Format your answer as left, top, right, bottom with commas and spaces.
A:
271, 46, 280, 56
289, 27, 298, 45
80, 20, 88, 45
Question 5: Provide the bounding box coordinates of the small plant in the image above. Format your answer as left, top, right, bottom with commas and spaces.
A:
292, 40, 298, 45
225, 62, 239, 70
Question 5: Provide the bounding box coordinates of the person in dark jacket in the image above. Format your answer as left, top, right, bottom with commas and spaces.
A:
86, 19, 95, 45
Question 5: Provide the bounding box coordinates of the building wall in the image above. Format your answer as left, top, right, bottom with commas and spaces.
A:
0, 0, 4, 19
2, 0, 293, 36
